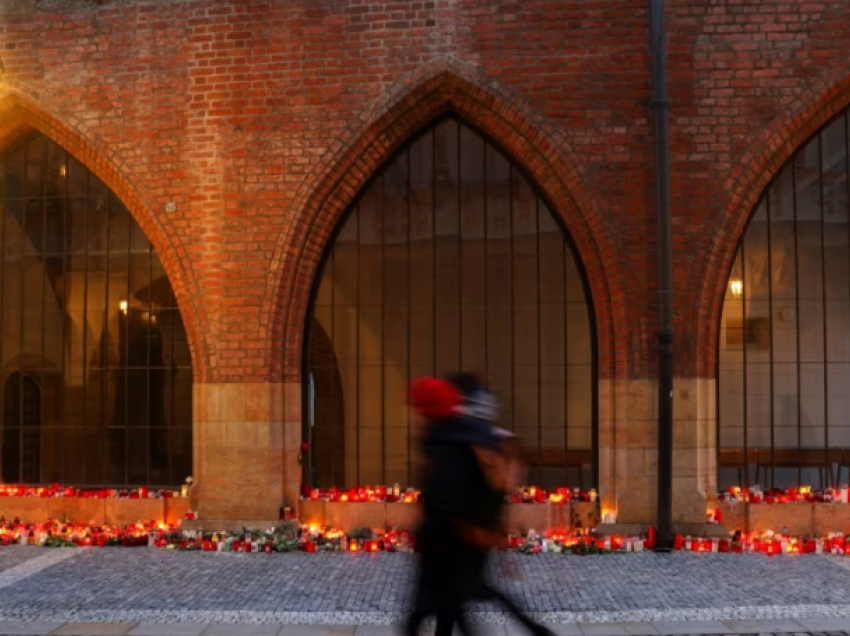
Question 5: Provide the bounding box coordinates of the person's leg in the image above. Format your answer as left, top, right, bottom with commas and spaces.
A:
405, 609, 428, 636
434, 610, 457, 636
481, 583, 554, 636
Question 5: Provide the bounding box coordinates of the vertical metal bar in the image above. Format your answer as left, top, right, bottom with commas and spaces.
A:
147, 210, 153, 486
17, 143, 28, 483
533, 188, 545, 484
650, 0, 674, 549
82, 166, 90, 485
741, 239, 749, 489
380, 174, 386, 487
58, 151, 67, 485
483, 138, 489, 387
406, 150, 413, 486
432, 128, 437, 378
0, 146, 7, 482
103, 193, 110, 486
508, 163, 516, 441
355, 201, 361, 487
766, 195, 775, 491
458, 122, 463, 373
124, 195, 130, 487
39, 147, 47, 484
845, 113, 850, 489
564, 206, 570, 487
792, 161, 803, 488
818, 134, 829, 489
330, 232, 337, 485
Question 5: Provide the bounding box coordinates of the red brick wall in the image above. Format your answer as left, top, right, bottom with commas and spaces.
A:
1, 0, 849, 383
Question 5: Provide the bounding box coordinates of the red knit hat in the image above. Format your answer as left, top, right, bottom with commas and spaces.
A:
408, 377, 461, 419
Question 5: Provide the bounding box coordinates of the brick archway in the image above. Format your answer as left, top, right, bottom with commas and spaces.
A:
690, 72, 850, 378
266, 63, 627, 386
0, 90, 210, 381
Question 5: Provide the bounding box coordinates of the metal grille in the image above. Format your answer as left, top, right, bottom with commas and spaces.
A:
0, 132, 193, 487
719, 111, 850, 490
304, 117, 597, 491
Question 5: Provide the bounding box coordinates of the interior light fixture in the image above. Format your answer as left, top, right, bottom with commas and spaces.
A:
729, 279, 743, 298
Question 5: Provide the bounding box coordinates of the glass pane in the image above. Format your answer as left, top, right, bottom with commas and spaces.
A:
0, 133, 191, 486
307, 117, 596, 489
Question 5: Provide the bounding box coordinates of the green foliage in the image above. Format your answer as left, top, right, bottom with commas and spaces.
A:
42, 536, 76, 548
348, 526, 373, 540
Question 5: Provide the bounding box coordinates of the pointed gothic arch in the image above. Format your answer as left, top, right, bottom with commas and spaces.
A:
301, 114, 599, 491
694, 72, 850, 378
0, 91, 209, 381
0, 128, 193, 486
717, 104, 850, 491
266, 66, 625, 388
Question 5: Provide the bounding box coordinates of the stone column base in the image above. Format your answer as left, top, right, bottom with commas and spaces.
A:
595, 522, 729, 539
181, 519, 282, 533
193, 382, 301, 522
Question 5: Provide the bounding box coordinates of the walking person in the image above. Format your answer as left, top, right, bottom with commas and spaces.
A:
405, 374, 500, 636
455, 427, 556, 636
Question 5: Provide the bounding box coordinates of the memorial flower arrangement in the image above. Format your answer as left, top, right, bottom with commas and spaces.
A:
2, 514, 848, 557
304, 485, 597, 504
0, 484, 186, 499
719, 485, 850, 504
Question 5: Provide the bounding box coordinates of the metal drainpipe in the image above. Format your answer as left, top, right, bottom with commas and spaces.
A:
649, 0, 675, 552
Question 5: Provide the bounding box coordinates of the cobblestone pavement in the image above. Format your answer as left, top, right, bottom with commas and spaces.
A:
0, 547, 849, 627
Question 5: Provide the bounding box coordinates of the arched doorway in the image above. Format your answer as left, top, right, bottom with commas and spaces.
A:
303, 116, 597, 491
718, 109, 850, 491
0, 132, 193, 486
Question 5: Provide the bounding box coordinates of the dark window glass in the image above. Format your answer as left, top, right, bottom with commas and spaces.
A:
0, 133, 192, 487
305, 117, 596, 490
719, 112, 850, 490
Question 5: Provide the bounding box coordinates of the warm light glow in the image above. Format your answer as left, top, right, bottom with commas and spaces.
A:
59, 165, 67, 178
119, 300, 128, 314
729, 279, 743, 298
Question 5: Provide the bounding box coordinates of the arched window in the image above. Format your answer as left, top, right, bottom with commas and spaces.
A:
0, 132, 192, 487
305, 117, 596, 491
719, 111, 850, 490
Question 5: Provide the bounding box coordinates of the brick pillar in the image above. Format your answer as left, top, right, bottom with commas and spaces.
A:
598, 377, 716, 527
192, 382, 301, 524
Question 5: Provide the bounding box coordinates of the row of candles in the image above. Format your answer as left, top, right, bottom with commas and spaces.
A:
0, 518, 179, 547
306, 485, 599, 505
720, 485, 850, 504
0, 483, 192, 499
676, 531, 850, 555
3, 517, 850, 556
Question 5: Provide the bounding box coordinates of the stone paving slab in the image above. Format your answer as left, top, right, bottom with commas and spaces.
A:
0, 548, 48, 575
724, 621, 806, 634
1, 624, 850, 636
0, 550, 849, 629
4, 550, 850, 616
51, 624, 136, 635
796, 619, 850, 630
0, 621, 65, 635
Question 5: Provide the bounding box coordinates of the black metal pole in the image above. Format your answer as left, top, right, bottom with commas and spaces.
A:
650, 0, 674, 552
